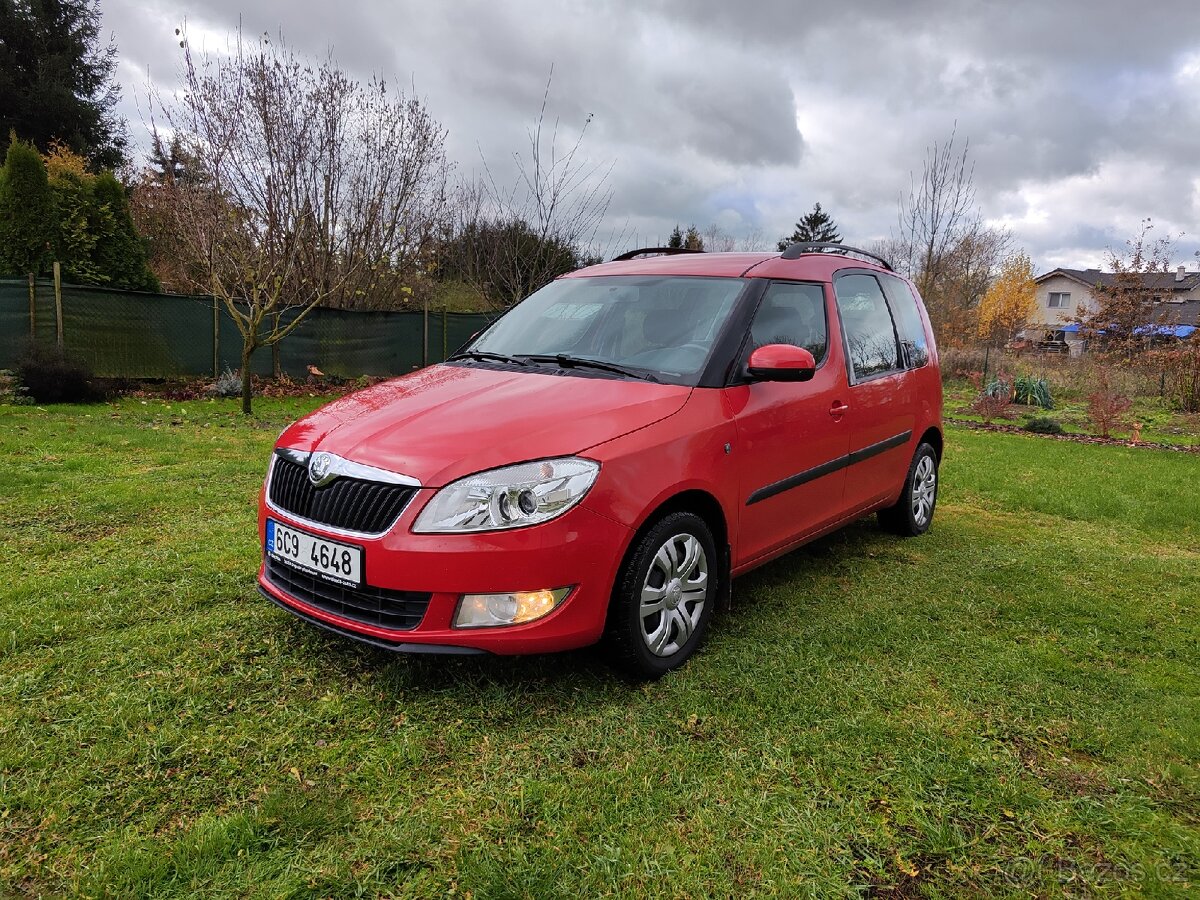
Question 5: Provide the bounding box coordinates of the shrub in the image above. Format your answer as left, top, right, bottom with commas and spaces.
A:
970, 373, 1016, 423
1145, 342, 1200, 413
15, 342, 102, 403
957, 369, 983, 390
940, 346, 990, 378
1013, 375, 1053, 409
1087, 368, 1132, 438
983, 374, 1011, 399
1024, 417, 1065, 435
207, 367, 242, 398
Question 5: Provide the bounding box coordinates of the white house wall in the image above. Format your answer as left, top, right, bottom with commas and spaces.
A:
1031, 274, 1097, 329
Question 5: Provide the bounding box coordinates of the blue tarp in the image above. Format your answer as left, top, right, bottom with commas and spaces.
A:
1134, 323, 1197, 338
1056, 323, 1195, 338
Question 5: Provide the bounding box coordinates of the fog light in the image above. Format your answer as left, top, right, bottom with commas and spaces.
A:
453, 588, 572, 628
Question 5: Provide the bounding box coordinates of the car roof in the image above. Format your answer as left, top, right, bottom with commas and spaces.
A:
563, 250, 895, 282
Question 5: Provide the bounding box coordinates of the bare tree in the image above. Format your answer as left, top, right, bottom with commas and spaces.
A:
930, 226, 1011, 346
153, 28, 449, 412
739, 225, 769, 252
1077, 219, 1175, 358
895, 126, 978, 292
702, 223, 737, 253
867, 236, 908, 272
892, 127, 1011, 346
446, 70, 614, 308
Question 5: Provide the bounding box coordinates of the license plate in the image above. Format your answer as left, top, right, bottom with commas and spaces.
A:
266, 519, 363, 587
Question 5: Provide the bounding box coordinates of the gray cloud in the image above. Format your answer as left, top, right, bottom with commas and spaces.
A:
100, 0, 1200, 273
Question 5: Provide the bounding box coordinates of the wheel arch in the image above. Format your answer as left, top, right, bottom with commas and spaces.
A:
919, 426, 943, 461
616, 488, 732, 613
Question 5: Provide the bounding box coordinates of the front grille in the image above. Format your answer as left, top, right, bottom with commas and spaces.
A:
264, 557, 431, 631
269, 455, 415, 534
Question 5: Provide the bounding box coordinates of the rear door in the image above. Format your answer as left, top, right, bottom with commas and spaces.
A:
730, 281, 850, 565
833, 271, 917, 511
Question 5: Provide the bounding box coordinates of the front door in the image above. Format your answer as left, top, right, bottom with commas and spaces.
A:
730, 281, 851, 566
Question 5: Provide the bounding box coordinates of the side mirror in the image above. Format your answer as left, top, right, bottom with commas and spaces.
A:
747, 343, 817, 382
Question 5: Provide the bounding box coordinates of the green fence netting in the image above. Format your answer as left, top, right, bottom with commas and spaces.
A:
0, 279, 493, 379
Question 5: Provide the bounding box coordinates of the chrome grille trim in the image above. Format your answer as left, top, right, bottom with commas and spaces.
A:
265, 450, 421, 538
274, 448, 421, 487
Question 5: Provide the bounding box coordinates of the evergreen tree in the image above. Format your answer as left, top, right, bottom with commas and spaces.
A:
0, 136, 54, 279
44, 142, 102, 283
0, 136, 54, 330
0, 0, 127, 169
42, 144, 158, 290
666, 224, 704, 251
777, 202, 842, 250
91, 172, 159, 291
146, 133, 208, 186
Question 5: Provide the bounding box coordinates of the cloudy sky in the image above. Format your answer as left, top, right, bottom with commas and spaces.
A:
101, 0, 1200, 273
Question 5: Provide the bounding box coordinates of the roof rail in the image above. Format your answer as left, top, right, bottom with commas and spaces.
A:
779, 242, 893, 271
612, 247, 705, 262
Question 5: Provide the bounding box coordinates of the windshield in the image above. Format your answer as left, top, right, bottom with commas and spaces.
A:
466, 276, 747, 384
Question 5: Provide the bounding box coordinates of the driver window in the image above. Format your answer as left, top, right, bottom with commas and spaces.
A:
750, 282, 828, 363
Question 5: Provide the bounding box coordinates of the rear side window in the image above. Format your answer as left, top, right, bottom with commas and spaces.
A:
749, 282, 828, 363
834, 274, 901, 381
878, 274, 930, 368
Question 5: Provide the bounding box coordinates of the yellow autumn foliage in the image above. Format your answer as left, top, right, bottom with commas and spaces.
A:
977, 251, 1037, 343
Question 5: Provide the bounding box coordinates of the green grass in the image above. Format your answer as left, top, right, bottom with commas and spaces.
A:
2, 398, 1198, 897
943, 380, 1200, 448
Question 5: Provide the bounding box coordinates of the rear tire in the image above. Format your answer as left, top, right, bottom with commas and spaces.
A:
604, 512, 717, 679
878, 442, 939, 537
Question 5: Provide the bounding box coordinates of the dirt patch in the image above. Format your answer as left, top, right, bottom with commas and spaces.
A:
946, 417, 1200, 453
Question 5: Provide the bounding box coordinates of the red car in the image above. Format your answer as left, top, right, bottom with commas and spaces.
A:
259, 243, 943, 676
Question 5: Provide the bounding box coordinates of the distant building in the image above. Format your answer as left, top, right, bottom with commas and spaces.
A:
1026, 266, 1200, 354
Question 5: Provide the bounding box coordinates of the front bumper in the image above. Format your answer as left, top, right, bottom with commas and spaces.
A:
257, 488, 631, 655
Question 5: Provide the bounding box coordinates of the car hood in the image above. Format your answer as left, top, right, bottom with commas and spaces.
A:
278, 364, 692, 487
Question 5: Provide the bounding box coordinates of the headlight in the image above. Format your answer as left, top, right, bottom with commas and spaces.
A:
412, 457, 600, 533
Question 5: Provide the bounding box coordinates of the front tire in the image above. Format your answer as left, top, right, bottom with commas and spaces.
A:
604, 512, 717, 678
878, 442, 939, 536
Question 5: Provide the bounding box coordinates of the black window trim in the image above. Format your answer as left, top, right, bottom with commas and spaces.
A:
723, 278, 833, 387
876, 270, 931, 371
832, 268, 906, 387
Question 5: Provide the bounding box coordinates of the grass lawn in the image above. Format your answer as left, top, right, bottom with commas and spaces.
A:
941, 379, 1200, 449
2, 397, 1198, 897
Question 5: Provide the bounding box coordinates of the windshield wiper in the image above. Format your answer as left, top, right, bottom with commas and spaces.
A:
446, 350, 530, 367
523, 353, 660, 383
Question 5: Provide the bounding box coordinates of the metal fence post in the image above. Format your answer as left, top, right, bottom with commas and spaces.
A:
213, 297, 219, 378
53, 262, 63, 349
422, 296, 429, 367
27, 273, 36, 339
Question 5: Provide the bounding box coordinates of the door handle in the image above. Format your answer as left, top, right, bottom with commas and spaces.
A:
829, 401, 850, 419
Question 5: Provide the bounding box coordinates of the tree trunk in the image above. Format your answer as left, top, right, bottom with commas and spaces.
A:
241, 342, 255, 415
